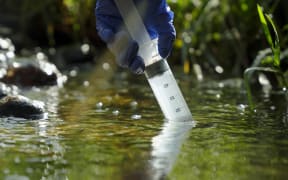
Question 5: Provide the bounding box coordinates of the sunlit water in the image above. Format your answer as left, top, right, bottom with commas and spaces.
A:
1, 59, 288, 180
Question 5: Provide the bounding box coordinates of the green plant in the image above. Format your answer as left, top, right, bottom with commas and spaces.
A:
244, 4, 288, 110
168, 0, 279, 77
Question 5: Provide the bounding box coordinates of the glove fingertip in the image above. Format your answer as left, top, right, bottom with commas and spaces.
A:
158, 35, 174, 58
129, 56, 145, 74
159, 48, 170, 59
99, 29, 114, 43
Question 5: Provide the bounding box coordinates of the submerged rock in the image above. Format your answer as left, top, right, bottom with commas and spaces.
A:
0, 95, 45, 120
0, 55, 66, 87
1, 36, 66, 87
0, 37, 57, 119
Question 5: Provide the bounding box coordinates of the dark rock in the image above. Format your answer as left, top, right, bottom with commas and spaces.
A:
0, 55, 67, 87
0, 37, 54, 120
0, 90, 6, 98
0, 95, 45, 120
0, 74, 46, 120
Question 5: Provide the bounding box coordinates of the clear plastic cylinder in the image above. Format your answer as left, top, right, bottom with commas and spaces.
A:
145, 60, 192, 121
114, 0, 193, 121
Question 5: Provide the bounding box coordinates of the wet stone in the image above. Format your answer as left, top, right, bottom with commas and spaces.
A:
0, 57, 66, 87
0, 95, 45, 120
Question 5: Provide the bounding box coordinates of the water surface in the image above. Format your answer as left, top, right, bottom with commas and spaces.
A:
1, 59, 288, 180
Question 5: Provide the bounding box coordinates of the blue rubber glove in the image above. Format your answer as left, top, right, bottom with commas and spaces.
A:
95, 0, 176, 74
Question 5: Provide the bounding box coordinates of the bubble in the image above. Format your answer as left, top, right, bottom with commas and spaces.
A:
96, 102, 103, 109
36, 52, 45, 60
102, 63, 110, 70
270, 106, 276, 111
237, 104, 247, 111
131, 114, 141, 120
83, 81, 90, 87
112, 110, 120, 116
69, 70, 78, 77
130, 101, 138, 108
81, 44, 90, 54
215, 66, 224, 74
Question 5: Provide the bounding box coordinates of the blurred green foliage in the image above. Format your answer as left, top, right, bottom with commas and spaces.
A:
167, 0, 288, 76
1, 0, 288, 77
63, 0, 96, 40
0, 0, 98, 47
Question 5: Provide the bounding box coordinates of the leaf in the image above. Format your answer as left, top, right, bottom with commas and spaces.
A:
260, 56, 274, 66
257, 4, 280, 67
265, 14, 280, 66
257, 4, 274, 49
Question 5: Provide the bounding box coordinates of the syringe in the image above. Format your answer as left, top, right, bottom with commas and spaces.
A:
115, 0, 192, 121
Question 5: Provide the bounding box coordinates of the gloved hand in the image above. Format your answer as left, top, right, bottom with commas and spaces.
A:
95, 0, 176, 74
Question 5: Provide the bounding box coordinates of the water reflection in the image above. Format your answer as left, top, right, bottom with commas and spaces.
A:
0, 85, 68, 179
149, 119, 195, 179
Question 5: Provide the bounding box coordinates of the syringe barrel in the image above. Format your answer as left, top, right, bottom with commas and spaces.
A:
145, 60, 193, 121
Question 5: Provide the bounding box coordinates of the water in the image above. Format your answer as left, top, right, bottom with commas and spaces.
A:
1, 60, 288, 180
